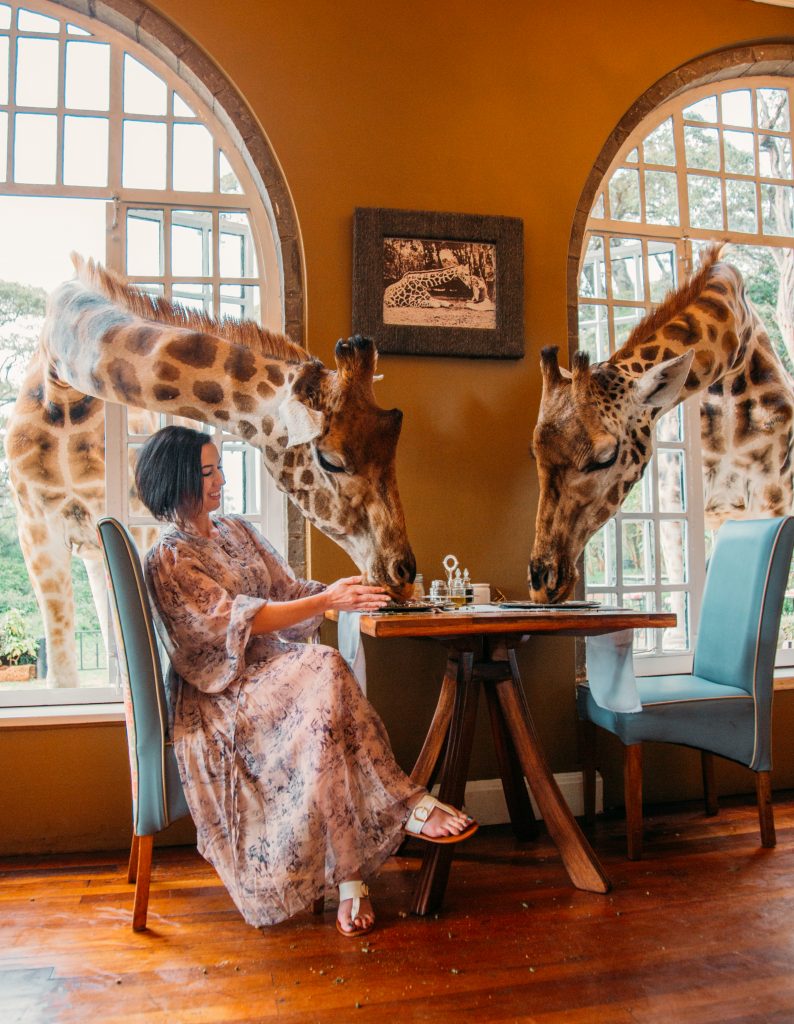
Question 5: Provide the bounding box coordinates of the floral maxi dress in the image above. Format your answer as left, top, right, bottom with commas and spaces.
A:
145, 514, 422, 927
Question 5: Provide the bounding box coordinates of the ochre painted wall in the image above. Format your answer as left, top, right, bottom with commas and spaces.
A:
3, 0, 794, 854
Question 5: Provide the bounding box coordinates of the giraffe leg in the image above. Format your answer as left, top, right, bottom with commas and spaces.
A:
17, 517, 81, 689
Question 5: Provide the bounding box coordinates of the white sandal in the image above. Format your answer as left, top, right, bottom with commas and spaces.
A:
403, 793, 478, 845
336, 880, 373, 938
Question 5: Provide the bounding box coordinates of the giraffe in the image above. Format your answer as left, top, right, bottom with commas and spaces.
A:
384, 262, 487, 308
529, 244, 794, 603
6, 255, 416, 687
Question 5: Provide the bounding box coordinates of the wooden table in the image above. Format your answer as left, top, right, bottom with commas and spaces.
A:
328, 606, 675, 915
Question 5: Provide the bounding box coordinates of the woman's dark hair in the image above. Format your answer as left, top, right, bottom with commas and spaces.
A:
135, 425, 210, 522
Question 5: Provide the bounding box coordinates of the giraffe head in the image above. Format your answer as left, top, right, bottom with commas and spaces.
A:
272, 334, 416, 595
528, 344, 694, 602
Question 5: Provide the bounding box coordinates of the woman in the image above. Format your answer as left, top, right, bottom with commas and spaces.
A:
135, 425, 476, 937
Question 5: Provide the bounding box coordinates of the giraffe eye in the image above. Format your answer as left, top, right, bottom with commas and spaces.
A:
316, 449, 347, 474
582, 446, 619, 473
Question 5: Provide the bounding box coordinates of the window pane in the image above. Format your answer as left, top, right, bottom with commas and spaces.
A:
0, 36, 8, 105
0, 112, 6, 181
657, 451, 686, 512
761, 184, 794, 237
65, 41, 110, 110
173, 122, 213, 192
219, 150, 242, 194
613, 305, 643, 346
757, 88, 789, 132
578, 303, 609, 361
623, 467, 653, 514
660, 520, 688, 584
623, 520, 655, 583
123, 53, 167, 115
684, 125, 720, 171
684, 95, 718, 122
173, 93, 195, 117
656, 405, 683, 443
580, 236, 605, 298
721, 89, 752, 128
642, 118, 675, 166
220, 211, 257, 276
172, 210, 212, 276
126, 210, 163, 276
0, 5, 10, 30
724, 130, 755, 175
122, 120, 166, 189
609, 167, 640, 222
15, 37, 58, 107
726, 179, 757, 233
585, 520, 616, 587
661, 591, 689, 651
220, 283, 260, 321
17, 8, 58, 32
590, 192, 605, 219
688, 174, 723, 230
648, 248, 676, 302
63, 115, 108, 186
759, 135, 791, 179
610, 239, 644, 300
222, 441, 261, 515
644, 169, 679, 225
13, 112, 56, 183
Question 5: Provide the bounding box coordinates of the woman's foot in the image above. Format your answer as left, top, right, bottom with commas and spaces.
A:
336, 880, 374, 937
404, 793, 478, 844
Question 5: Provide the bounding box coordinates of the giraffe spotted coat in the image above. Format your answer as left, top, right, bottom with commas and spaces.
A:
145, 514, 421, 927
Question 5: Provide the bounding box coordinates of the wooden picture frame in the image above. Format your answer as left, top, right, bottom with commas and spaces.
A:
352, 207, 524, 359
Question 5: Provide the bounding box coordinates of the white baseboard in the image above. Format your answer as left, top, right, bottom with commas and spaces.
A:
433, 771, 603, 826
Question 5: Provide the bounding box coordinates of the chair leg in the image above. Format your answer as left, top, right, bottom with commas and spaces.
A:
132, 834, 154, 932
701, 751, 719, 817
579, 718, 597, 825
127, 832, 139, 883
623, 744, 643, 861
756, 771, 776, 848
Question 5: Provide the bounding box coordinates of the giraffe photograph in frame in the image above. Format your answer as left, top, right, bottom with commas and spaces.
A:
352, 207, 524, 358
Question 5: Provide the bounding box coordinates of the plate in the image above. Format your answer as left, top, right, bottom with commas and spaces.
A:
376, 602, 435, 613
499, 600, 601, 610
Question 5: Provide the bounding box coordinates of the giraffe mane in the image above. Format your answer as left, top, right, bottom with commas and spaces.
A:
70, 252, 312, 364
618, 242, 727, 356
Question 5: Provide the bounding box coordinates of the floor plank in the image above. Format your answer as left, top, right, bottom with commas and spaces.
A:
3, 793, 794, 1022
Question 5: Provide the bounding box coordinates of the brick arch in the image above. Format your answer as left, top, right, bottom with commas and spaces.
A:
54, 0, 310, 570
566, 39, 794, 354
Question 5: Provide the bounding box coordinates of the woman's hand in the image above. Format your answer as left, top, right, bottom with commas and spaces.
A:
323, 575, 390, 612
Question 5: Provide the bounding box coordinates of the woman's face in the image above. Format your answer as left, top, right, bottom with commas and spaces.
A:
199, 442, 225, 514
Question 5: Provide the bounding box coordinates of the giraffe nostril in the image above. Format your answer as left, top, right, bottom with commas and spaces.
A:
390, 555, 416, 585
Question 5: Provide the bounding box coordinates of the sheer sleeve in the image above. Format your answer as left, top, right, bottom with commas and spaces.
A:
145, 539, 266, 693
234, 517, 326, 642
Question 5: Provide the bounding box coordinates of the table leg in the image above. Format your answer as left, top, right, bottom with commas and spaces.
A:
410, 649, 480, 916
494, 648, 611, 894
484, 683, 538, 841
410, 658, 457, 788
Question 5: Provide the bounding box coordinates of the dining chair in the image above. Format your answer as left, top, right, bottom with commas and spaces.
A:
578, 516, 794, 860
97, 516, 191, 931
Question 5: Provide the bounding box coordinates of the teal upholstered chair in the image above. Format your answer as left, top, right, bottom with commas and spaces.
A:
97, 516, 190, 930
578, 516, 794, 860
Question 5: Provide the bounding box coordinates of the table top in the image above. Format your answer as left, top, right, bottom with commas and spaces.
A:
326, 606, 676, 639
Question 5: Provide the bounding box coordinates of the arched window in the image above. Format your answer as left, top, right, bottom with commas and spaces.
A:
0, 0, 302, 705
578, 75, 794, 673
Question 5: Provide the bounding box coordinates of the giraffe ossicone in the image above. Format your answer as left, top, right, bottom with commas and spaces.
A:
530, 244, 794, 603
6, 254, 415, 688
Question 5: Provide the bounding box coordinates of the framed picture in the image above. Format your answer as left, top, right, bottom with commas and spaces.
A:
352, 207, 524, 359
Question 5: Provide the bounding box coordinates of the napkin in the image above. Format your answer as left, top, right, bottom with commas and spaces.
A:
337, 611, 367, 693
585, 629, 642, 713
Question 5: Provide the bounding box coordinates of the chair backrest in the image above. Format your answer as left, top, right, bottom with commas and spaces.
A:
97, 516, 188, 836
693, 516, 794, 698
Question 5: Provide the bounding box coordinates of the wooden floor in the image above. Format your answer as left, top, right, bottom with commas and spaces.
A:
4, 793, 794, 1023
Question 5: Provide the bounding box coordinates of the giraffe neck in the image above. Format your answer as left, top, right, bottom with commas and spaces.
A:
42, 276, 303, 453
611, 258, 753, 398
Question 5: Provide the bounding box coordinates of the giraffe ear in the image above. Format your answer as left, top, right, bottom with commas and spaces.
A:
634, 350, 694, 410
278, 394, 324, 447
559, 365, 572, 381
